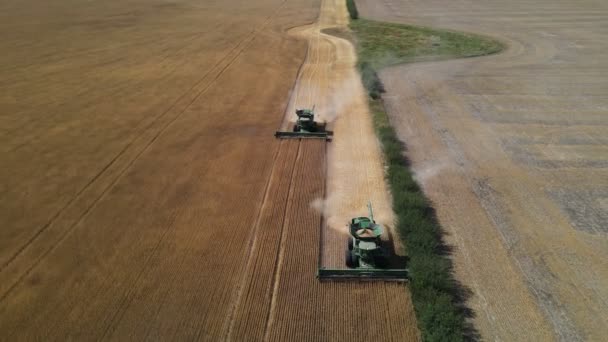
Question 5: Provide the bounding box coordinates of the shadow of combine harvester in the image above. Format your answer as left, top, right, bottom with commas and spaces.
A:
275, 107, 333, 140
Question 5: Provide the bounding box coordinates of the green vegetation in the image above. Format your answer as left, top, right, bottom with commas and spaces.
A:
351, 18, 503, 99
346, 0, 358, 20
349, 14, 504, 342
369, 97, 466, 342
352, 18, 503, 69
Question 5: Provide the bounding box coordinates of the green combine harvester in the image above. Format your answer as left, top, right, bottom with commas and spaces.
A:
275, 107, 333, 140
318, 203, 408, 282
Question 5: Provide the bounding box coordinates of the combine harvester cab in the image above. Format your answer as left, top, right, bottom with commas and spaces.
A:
318, 202, 408, 282
275, 107, 333, 140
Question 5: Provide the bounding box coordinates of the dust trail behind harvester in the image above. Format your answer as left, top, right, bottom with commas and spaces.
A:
283, 0, 397, 268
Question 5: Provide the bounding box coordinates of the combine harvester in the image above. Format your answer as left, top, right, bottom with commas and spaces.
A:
318, 203, 408, 282
275, 107, 333, 140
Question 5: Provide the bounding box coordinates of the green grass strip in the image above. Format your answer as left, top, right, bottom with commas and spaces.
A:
352, 19, 503, 71
349, 15, 504, 342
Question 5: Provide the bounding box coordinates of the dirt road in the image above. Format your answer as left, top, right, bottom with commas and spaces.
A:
1, 0, 418, 340
357, 0, 608, 340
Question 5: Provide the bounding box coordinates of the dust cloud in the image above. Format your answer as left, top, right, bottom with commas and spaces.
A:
310, 194, 350, 236
315, 73, 359, 123
412, 156, 453, 188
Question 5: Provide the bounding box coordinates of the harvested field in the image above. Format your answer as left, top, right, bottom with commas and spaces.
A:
1, 0, 418, 340
357, 0, 608, 340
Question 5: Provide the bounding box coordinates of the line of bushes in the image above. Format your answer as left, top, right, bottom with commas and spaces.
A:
347, 7, 503, 342
358, 61, 383, 99
367, 97, 466, 341
346, 0, 358, 20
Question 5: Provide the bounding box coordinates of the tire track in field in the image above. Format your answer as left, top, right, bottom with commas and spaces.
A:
284, 29, 318, 127
223, 140, 299, 340
0, 26, 222, 82
4, 24, 243, 151
1, 9, 260, 139
1, 25, 231, 142
98, 0, 296, 337
0, 33, 246, 289
265, 140, 325, 341
0, 0, 290, 301
221, 142, 284, 339
75, 3, 296, 337
0, 22, 246, 272
262, 140, 302, 341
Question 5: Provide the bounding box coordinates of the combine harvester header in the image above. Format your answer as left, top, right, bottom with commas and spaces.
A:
318, 202, 408, 282
275, 106, 333, 140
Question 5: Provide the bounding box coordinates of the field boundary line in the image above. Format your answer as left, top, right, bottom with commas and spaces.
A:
262, 140, 302, 341
3, 26, 230, 144
223, 140, 285, 340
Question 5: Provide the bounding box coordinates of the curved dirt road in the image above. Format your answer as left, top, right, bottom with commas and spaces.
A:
357, 0, 608, 340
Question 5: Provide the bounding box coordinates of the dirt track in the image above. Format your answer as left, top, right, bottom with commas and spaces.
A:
1, 0, 418, 340
357, 0, 608, 340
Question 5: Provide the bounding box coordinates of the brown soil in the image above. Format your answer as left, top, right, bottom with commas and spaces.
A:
0, 0, 418, 340
357, 0, 608, 340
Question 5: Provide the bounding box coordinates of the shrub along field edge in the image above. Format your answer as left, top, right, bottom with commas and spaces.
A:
346, 0, 358, 20
347, 8, 504, 342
